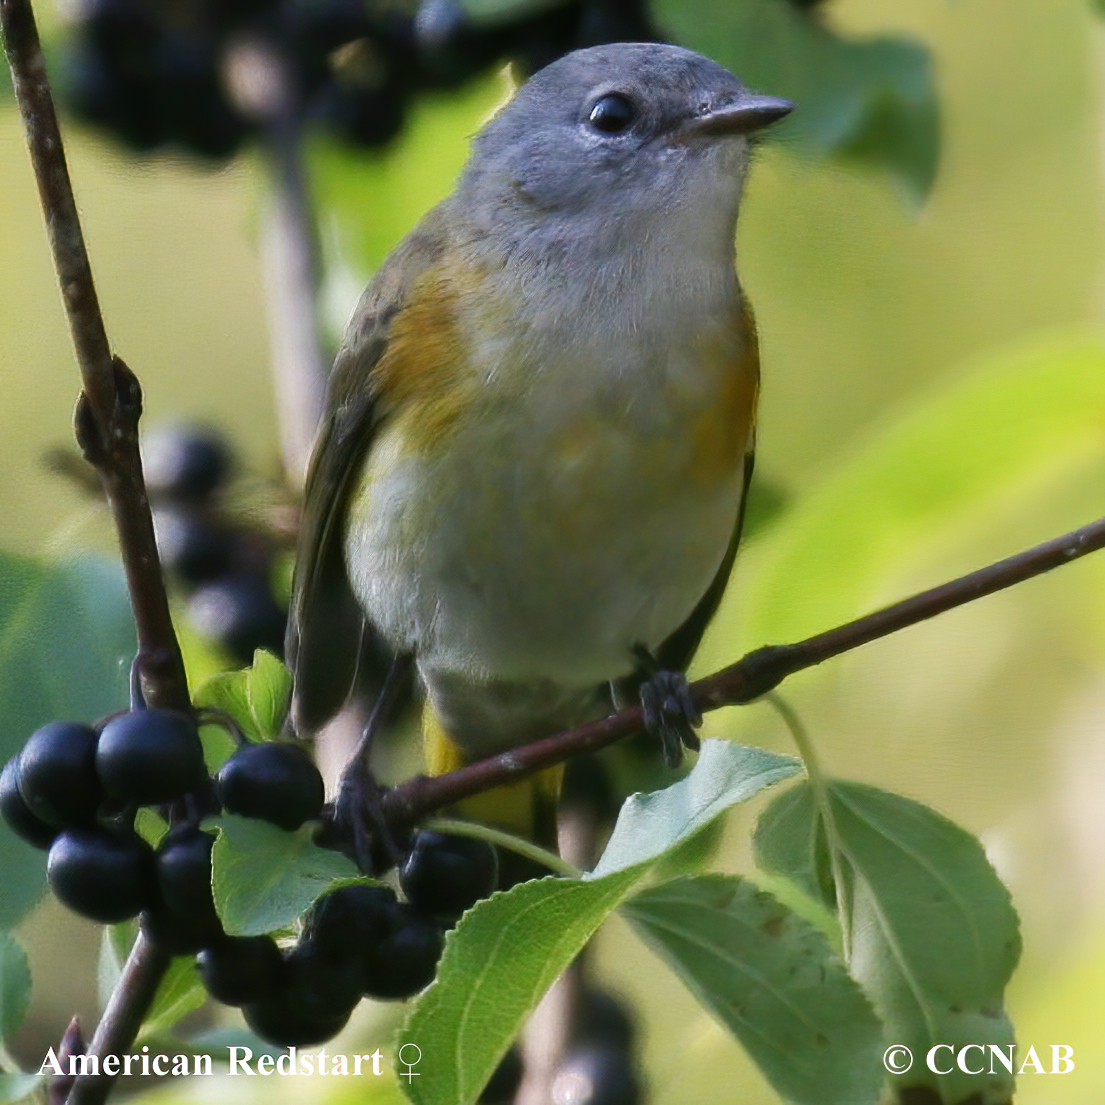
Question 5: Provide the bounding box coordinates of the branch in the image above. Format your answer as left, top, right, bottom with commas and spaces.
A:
0, 0, 187, 711
381, 513, 1105, 827
1, 3, 185, 1102
224, 35, 327, 485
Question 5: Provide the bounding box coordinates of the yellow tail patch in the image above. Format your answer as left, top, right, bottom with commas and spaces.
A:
422, 703, 563, 843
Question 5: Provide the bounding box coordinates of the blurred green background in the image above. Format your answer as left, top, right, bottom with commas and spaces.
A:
3, 0, 1105, 1101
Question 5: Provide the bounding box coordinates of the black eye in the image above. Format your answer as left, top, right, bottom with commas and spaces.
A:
587, 93, 637, 134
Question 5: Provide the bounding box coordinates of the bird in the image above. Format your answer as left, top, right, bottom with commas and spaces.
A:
286, 41, 792, 847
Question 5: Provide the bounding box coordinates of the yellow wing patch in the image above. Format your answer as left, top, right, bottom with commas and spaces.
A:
371, 262, 479, 455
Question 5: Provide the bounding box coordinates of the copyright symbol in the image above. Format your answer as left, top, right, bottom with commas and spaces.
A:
883, 1045, 913, 1074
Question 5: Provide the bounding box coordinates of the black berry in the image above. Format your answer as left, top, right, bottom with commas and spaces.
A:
361, 903, 443, 1000
243, 942, 360, 1047
142, 424, 231, 503
303, 884, 398, 958
17, 720, 102, 828
141, 900, 221, 956
242, 996, 351, 1050
156, 824, 219, 927
1, 757, 59, 849
216, 742, 324, 831
96, 709, 208, 806
153, 507, 235, 586
47, 827, 154, 923
400, 830, 498, 921
551, 1046, 641, 1105
197, 935, 283, 1007
188, 574, 287, 664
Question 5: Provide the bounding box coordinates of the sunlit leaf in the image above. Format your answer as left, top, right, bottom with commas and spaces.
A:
402, 870, 641, 1105
210, 815, 359, 936
624, 875, 884, 1105
756, 779, 1020, 1102
590, 740, 800, 878
0, 934, 31, 1044
244, 650, 292, 740
401, 741, 798, 1105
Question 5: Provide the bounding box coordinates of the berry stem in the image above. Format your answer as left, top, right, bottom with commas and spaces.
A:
67, 933, 171, 1105
425, 817, 582, 879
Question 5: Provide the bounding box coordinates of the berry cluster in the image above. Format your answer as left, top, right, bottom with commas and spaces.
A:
62, 0, 662, 157
477, 987, 641, 1104
145, 423, 287, 665
201, 829, 498, 1045
0, 712, 322, 939
1, 720, 505, 1046
552, 987, 641, 1105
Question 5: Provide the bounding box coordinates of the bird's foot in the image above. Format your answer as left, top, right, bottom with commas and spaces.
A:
318, 760, 402, 875
634, 647, 702, 769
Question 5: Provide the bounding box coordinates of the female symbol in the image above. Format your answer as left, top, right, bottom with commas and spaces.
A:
398, 1043, 423, 1082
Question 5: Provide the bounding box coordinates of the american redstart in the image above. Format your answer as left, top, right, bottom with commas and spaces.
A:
287, 42, 791, 840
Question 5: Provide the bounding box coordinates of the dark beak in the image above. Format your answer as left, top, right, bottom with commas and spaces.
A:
680, 93, 794, 139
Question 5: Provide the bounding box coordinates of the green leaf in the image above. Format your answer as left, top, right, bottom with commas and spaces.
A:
656, 0, 938, 197
589, 740, 801, 879
141, 957, 206, 1038
245, 650, 292, 740
705, 335, 1105, 673
98, 923, 137, 1010
753, 782, 835, 908
0, 554, 134, 929
756, 780, 1020, 1102
623, 875, 885, 1105
194, 651, 292, 743
401, 741, 799, 1105
210, 816, 359, 936
194, 669, 259, 741
0, 1073, 41, 1104
0, 934, 31, 1044
401, 869, 642, 1105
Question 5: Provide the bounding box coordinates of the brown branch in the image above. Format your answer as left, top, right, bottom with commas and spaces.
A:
71, 934, 172, 1104
1, 3, 185, 1103
381, 513, 1105, 827
1, 0, 187, 711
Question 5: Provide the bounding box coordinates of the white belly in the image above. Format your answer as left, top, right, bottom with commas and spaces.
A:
345, 345, 746, 688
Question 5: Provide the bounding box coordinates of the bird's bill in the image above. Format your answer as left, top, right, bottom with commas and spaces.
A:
679, 94, 794, 139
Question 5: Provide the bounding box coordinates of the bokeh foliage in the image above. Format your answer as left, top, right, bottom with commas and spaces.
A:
2, 0, 1105, 1103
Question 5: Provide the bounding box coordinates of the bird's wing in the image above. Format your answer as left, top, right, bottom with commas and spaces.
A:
287, 208, 450, 736
653, 445, 755, 674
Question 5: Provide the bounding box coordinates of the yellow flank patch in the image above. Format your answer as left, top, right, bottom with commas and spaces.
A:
687, 298, 759, 485
371, 262, 478, 455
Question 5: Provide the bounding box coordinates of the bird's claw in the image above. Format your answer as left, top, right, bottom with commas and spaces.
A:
639, 669, 702, 769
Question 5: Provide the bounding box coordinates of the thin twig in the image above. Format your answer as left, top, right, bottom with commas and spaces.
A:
1, 3, 185, 1103
381, 513, 1105, 827
1, 0, 187, 711
74, 934, 172, 1104
223, 34, 327, 484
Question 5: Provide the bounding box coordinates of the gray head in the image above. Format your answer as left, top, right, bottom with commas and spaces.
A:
456, 43, 791, 244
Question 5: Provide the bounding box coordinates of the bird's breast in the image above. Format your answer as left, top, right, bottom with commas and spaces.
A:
343, 253, 757, 737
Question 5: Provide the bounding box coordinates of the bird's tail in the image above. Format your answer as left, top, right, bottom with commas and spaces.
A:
421, 703, 563, 859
